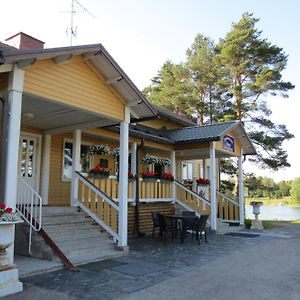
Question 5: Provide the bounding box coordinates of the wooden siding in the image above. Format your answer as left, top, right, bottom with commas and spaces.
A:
23, 56, 125, 120
128, 203, 175, 237
48, 134, 118, 206
217, 193, 240, 221
48, 134, 71, 206
0, 72, 8, 91
141, 119, 185, 130
215, 131, 242, 156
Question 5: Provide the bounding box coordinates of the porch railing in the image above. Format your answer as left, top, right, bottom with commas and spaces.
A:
75, 172, 120, 241
16, 176, 42, 254
216, 191, 240, 222
174, 180, 211, 216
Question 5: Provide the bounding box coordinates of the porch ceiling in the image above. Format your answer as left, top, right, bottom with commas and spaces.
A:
176, 148, 235, 160
21, 93, 118, 133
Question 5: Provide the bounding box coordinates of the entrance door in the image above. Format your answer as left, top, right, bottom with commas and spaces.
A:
18, 135, 40, 191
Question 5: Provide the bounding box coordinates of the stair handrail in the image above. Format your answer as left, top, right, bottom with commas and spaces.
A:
16, 176, 43, 255
74, 171, 120, 241
174, 180, 211, 206
216, 190, 239, 206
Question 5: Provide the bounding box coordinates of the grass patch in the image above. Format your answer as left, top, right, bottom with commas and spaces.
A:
245, 196, 300, 207
291, 220, 300, 224
244, 219, 293, 229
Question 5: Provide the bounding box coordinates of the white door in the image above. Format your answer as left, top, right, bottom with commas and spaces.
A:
18, 135, 40, 191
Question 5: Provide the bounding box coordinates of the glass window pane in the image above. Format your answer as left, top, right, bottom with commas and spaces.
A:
21, 139, 27, 177
63, 142, 73, 180
28, 140, 34, 177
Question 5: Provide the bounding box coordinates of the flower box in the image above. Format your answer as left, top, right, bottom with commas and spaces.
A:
196, 178, 210, 185
88, 173, 109, 178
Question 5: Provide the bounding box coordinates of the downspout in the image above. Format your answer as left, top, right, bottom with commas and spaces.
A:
135, 138, 145, 237
0, 96, 5, 202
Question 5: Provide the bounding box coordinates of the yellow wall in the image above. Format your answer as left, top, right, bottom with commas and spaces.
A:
48, 134, 119, 206
141, 119, 185, 130
0, 72, 8, 91
215, 131, 242, 156
23, 55, 125, 121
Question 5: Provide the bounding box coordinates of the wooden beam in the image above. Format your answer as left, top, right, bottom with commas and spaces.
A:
17, 59, 36, 69
0, 64, 13, 73
44, 118, 117, 135
53, 54, 72, 64
106, 76, 123, 85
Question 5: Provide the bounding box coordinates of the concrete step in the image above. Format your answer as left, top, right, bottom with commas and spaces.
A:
42, 214, 91, 225
65, 242, 116, 259
56, 235, 114, 251
42, 206, 79, 216
41, 222, 95, 234
70, 249, 122, 265
17, 206, 123, 266
33, 228, 108, 243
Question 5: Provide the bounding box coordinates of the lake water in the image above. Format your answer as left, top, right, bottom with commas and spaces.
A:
245, 205, 300, 221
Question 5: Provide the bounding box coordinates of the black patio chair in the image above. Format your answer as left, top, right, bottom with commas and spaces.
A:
151, 211, 160, 239
182, 211, 196, 239
193, 214, 209, 245
157, 213, 175, 240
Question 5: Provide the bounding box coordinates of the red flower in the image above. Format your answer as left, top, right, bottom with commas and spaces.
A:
161, 172, 174, 181
5, 207, 13, 213
0, 203, 6, 209
196, 178, 210, 185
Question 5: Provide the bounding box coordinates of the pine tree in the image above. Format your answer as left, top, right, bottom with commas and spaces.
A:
217, 12, 294, 169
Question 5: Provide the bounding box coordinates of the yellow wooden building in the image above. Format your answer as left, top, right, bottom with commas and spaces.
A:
0, 32, 255, 297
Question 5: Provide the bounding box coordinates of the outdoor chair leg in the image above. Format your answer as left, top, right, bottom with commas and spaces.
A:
204, 231, 207, 243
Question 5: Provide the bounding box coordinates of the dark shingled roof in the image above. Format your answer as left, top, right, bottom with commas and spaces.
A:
165, 121, 238, 143
150, 103, 196, 127
115, 120, 256, 155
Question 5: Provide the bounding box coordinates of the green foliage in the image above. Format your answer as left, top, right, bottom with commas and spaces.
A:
291, 177, 300, 203
244, 173, 292, 199
220, 179, 235, 195
144, 12, 294, 171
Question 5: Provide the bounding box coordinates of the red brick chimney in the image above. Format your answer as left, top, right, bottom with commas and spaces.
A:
5, 32, 44, 50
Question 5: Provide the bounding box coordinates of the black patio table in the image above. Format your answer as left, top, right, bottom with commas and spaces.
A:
165, 214, 198, 243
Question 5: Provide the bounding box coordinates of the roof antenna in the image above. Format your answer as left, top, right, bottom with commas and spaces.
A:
65, 0, 95, 46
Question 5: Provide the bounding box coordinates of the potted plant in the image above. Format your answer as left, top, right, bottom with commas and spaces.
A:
142, 154, 158, 165
88, 164, 110, 178
140, 171, 158, 182
250, 201, 263, 216
157, 157, 172, 167
196, 178, 210, 185
89, 144, 110, 156
250, 201, 264, 230
0, 204, 22, 267
160, 172, 174, 182
128, 171, 137, 182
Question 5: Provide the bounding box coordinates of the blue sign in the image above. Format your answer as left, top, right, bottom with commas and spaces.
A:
223, 135, 235, 152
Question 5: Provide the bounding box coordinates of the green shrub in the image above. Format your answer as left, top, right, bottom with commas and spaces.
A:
244, 218, 252, 229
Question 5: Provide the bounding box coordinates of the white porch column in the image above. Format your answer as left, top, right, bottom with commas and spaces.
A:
3, 65, 24, 210
202, 158, 206, 178
118, 107, 130, 247
71, 129, 81, 206
238, 151, 245, 225
130, 142, 137, 201
41, 134, 51, 205
171, 151, 176, 200
209, 142, 217, 231
0, 65, 24, 297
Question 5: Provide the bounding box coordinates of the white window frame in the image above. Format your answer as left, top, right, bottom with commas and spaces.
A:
61, 138, 93, 182
181, 161, 194, 181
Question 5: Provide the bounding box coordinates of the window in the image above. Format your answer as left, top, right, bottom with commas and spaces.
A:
182, 162, 194, 181
100, 159, 108, 168
62, 140, 91, 181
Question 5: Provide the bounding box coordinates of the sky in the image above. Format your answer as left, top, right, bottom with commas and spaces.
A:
1, 0, 299, 182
